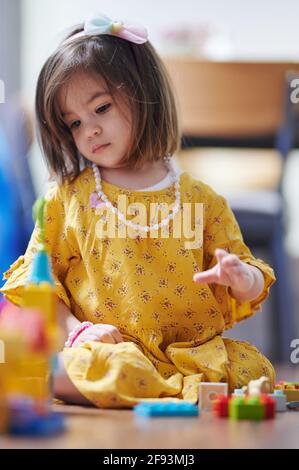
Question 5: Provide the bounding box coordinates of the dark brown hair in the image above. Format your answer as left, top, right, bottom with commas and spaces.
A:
35, 24, 180, 183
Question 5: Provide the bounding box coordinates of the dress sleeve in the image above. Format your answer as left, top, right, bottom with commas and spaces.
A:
202, 191, 276, 329
0, 185, 75, 307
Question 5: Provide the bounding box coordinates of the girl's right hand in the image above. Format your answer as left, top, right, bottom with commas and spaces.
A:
72, 323, 123, 347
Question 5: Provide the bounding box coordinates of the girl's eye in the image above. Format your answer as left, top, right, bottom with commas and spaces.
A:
68, 104, 111, 130
69, 120, 80, 130
96, 103, 111, 114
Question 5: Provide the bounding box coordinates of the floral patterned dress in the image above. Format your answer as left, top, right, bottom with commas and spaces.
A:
1, 167, 276, 407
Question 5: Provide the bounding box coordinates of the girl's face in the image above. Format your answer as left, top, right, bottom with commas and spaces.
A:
58, 72, 132, 169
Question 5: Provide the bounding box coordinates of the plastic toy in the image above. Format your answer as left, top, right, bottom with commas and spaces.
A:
134, 402, 199, 417
0, 375, 8, 434
0, 197, 65, 436
8, 397, 64, 436
229, 395, 275, 420
232, 388, 245, 397
242, 376, 271, 396
286, 401, 299, 410
275, 381, 299, 401
23, 198, 60, 351
198, 382, 228, 410
261, 395, 276, 419
269, 390, 287, 412
213, 392, 276, 420
213, 394, 231, 418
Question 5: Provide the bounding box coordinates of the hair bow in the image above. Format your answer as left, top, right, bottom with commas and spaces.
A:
66, 13, 148, 45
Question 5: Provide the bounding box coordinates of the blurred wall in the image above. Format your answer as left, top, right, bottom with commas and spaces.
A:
19, 0, 299, 257
21, 0, 299, 113
0, 0, 21, 118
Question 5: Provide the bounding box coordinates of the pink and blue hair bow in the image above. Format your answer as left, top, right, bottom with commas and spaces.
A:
65, 13, 148, 45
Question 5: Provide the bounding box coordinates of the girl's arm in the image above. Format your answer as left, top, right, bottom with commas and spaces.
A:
54, 299, 122, 406
54, 303, 91, 405
56, 299, 123, 347
193, 248, 265, 303
56, 298, 81, 344
230, 264, 264, 303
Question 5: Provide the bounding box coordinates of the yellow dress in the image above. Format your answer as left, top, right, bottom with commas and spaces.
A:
1, 168, 276, 408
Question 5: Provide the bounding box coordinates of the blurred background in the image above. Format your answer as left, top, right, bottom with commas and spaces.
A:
1, 0, 299, 365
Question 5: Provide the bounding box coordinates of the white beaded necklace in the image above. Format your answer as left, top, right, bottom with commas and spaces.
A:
92, 160, 181, 232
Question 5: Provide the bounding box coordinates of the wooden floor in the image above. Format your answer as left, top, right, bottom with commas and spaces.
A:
1, 365, 299, 449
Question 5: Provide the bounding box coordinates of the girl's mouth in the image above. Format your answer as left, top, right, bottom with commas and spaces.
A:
92, 143, 110, 154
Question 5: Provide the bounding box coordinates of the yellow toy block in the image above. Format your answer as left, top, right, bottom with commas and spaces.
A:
23, 282, 59, 351
0, 367, 8, 433
275, 382, 299, 401
0, 305, 51, 404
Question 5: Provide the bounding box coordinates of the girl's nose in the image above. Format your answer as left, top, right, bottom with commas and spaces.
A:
87, 124, 102, 140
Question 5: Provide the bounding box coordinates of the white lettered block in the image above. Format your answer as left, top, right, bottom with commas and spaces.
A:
198, 382, 228, 410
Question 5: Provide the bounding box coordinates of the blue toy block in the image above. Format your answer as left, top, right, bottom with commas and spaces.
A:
286, 401, 299, 410
232, 388, 245, 397
269, 390, 287, 412
9, 411, 65, 436
8, 399, 65, 436
134, 402, 199, 417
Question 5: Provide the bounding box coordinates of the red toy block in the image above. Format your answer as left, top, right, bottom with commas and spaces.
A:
260, 395, 275, 419
213, 394, 231, 418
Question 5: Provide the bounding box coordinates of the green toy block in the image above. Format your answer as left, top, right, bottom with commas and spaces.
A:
229, 396, 265, 420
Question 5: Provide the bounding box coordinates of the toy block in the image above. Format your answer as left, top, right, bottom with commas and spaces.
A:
0, 198, 65, 438
260, 395, 275, 419
8, 398, 65, 436
229, 396, 265, 421
0, 383, 8, 434
232, 388, 245, 397
198, 382, 228, 410
244, 376, 271, 396
0, 305, 50, 402
269, 390, 287, 412
283, 390, 299, 401
213, 394, 231, 418
277, 381, 299, 389
275, 382, 299, 401
23, 251, 59, 351
133, 402, 199, 417
0, 358, 9, 434
286, 401, 299, 410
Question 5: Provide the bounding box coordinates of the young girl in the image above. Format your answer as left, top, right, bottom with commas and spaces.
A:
1, 14, 275, 408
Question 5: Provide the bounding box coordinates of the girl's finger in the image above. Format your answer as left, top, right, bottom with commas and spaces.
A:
110, 329, 123, 343
101, 325, 123, 343
95, 324, 123, 343
72, 334, 98, 347
97, 331, 117, 344
215, 248, 228, 261
222, 254, 240, 269
224, 263, 243, 277
193, 269, 217, 284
